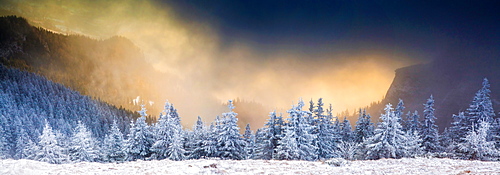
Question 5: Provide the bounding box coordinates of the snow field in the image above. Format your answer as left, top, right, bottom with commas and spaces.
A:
2, 157, 500, 175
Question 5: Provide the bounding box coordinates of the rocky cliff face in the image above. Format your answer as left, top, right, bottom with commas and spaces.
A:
380, 48, 500, 130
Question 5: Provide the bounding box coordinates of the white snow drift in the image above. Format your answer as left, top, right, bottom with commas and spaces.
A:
1, 157, 499, 175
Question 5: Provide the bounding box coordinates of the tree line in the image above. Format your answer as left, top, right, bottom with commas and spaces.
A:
0, 64, 499, 163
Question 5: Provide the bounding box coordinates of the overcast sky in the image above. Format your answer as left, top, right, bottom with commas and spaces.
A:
164, 0, 500, 61
1, 0, 499, 126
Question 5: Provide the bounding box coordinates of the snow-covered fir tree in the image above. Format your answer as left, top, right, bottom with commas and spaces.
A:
243, 124, 255, 159
401, 131, 423, 158
466, 78, 495, 129
69, 121, 100, 162
395, 99, 405, 123
449, 112, 468, 143
336, 140, 359, 160
365, 104, 407, 159
296, 99, 318, 161
13, 128, 32, 159
404, 110, 420, 133
262, 110, 284, 159
458, 120, 498, 160
340, 117, 353, 142
280, 99, 318, 161
216, 100, 247, 160
35, 122, 69, 164
275, 125, 300, 160
204, 117, 220, 158
254, 128, 273, 160
421, 95, 441, 153
186, 116, 208, 159
315, 99, 338, 159
354, 109, 374, 143
103, 120, 126, 163
0, 121, 10, 159
151, 101, 177, 160
125, 108, 154, 161
166, 124, 186, 161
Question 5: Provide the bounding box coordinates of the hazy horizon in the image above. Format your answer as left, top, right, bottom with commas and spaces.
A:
1, 0, 497, 128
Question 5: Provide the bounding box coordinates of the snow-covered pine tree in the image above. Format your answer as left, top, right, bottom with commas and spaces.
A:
167, 124, 186, 161
243, 124, 255, 159
216, 100, 247, 160
421, 95, 441, 153
340, 117, 353, 142
186, 116, 208, 159
491, 118, 500, 148
404, 110, 420, 133
263, 110, 284, 159
204, 117, 220, 158
0, 121, 10, 159
21, 138, 39, 160
315, 99, 338, 159
466, 78, 495, 129
35, 122, 69, 164
354, 109, 374, 143
295, 99, 318, 161
458, 120, 498, 160
401, 130, 423, 158
365, 104, 407, 159
275, 125, 300, 160
151, 101, 176, 160
103, 120, 126, 163
13, 128, 32, 159
336, 140, 359, 160
254, 128, 273, 160
69, 121, 100, 162
125, 107, 154, 161
395, 99, 405, 123
449, 112, 468, 143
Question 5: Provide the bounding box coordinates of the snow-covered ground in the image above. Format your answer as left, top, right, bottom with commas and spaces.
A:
1, 158, 499, 175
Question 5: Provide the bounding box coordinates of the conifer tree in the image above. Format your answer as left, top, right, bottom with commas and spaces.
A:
449, 112, 468, 143
103, 120, 126, 162
466, 78, 495, 129
421, 95, 441, 153
35, 122, 69, 164
187, 116, 208, 159
204, 117, 220, 158
125, 114, 154, 161
243, 124, 255, 159
216, 100, 247, 160
13, 128, 32, 159
404, 110, 420, 133
354, 109, 374, 143
263, 111, 284, 158
0, 123, 10, 159
69, 121, 100, 162
315, 99, 338, 159
401, 130, 423, 158
254, 128, 273, 160
340, 117, 353, 142
395, 99, 405, 123
458, 121, 498, 160
365, 104, 407, 159
275, 125, 300, 160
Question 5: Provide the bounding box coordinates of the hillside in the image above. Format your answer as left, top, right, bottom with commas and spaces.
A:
374, 46, 500, 130
0, 65, 135, 158
0, 16, 162, 116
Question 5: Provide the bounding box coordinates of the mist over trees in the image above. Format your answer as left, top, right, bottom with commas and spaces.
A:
0, 64, 499, 163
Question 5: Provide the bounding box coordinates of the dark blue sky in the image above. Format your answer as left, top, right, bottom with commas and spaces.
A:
163, 0, 500, 61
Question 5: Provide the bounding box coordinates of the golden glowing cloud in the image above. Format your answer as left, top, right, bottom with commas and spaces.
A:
0, 0, 419, 128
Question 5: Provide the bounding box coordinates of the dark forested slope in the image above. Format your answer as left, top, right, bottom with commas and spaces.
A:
0, 16, 161, 115
0, 64, 136, 158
